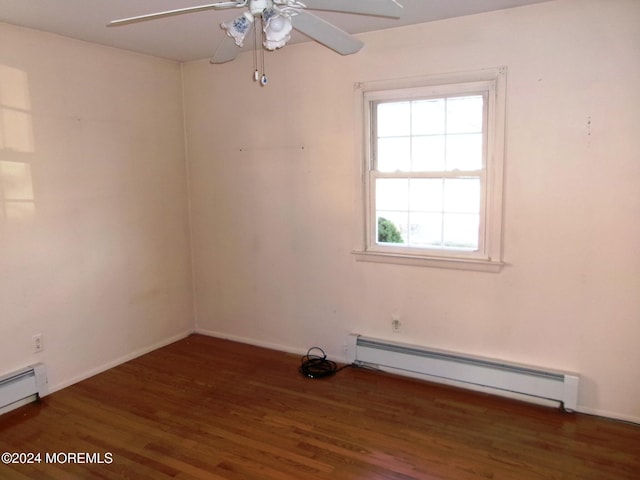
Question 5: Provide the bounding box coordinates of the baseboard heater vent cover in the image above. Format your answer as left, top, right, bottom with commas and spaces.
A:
346, 334, 578, 411
0, 364, 48, 416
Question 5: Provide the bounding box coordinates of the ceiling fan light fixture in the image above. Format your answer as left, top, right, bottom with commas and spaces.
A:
109, 0, 405, 84
221, 12, 254, 47
262, 9, 292, 50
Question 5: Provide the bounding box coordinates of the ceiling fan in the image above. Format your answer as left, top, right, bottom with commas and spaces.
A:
109, 0, 403, 85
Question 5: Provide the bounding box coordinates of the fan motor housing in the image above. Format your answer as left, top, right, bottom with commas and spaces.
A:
249, 0, 271, 16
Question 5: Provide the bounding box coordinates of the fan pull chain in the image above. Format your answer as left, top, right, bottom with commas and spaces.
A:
253, 18, 259, 82
260, 50, 267, 86
250, 15, 267, 86
259, 15, 267, 86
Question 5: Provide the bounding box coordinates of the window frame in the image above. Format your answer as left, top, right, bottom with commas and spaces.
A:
353, 68, 507, 272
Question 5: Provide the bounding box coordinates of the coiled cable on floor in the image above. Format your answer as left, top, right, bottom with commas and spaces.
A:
299, 347, 351, 379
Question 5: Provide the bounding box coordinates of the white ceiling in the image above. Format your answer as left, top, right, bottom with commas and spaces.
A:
0, 0, 552, 62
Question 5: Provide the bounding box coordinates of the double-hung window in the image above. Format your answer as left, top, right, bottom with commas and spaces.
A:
354, 68, 506, 272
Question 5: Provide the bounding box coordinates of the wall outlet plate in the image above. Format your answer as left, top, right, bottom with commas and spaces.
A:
391, 318, 402, 333
32, 333, 43, 353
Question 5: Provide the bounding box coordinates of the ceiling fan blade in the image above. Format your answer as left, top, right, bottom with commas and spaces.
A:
297, 0, 403, 18
291, 10, 363, 55
107, 1, 245, 27
210, 36, 240, 64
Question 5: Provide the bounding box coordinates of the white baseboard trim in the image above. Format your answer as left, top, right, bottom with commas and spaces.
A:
48, 329, 194, 394
575, 406, 640, 426
194, 328, 309, 357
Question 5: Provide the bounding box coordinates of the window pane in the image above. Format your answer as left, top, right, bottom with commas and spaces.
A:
377, 212, 407, 244
446, 133, 482, 171
446, 96, 483, 134
376, 178, 408, 211
409, 178, 443, 212
412, 99, 445, 135
409, 212, 442, 246
412, 136, 445, 171
443, 213, 479, 249
377, 137, 410, 172
443, 178, 480, 213
377, 102, 410, 137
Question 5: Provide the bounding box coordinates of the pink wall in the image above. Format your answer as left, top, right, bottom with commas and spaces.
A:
0, 24, 194, 391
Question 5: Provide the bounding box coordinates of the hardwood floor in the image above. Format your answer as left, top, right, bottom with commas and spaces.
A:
1, 334, 638, 479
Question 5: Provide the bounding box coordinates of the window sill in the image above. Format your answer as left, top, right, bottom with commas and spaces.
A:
352, 250, 504, 273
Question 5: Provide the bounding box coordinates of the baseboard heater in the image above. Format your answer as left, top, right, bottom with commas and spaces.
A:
346, 334, 579, 412
0, 364, 48, 416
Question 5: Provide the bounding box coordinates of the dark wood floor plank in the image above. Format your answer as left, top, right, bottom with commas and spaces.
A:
1, 334, 639, 479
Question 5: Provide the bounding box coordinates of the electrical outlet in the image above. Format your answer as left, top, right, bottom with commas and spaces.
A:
391, 317, 402, 333
32, 333, 43, 353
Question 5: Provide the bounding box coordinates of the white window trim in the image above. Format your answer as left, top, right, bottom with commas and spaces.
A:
352, 67, 507, 273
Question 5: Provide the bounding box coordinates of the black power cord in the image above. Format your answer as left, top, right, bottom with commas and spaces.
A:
299, 347, 342, 379
299, 347, 351, 379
